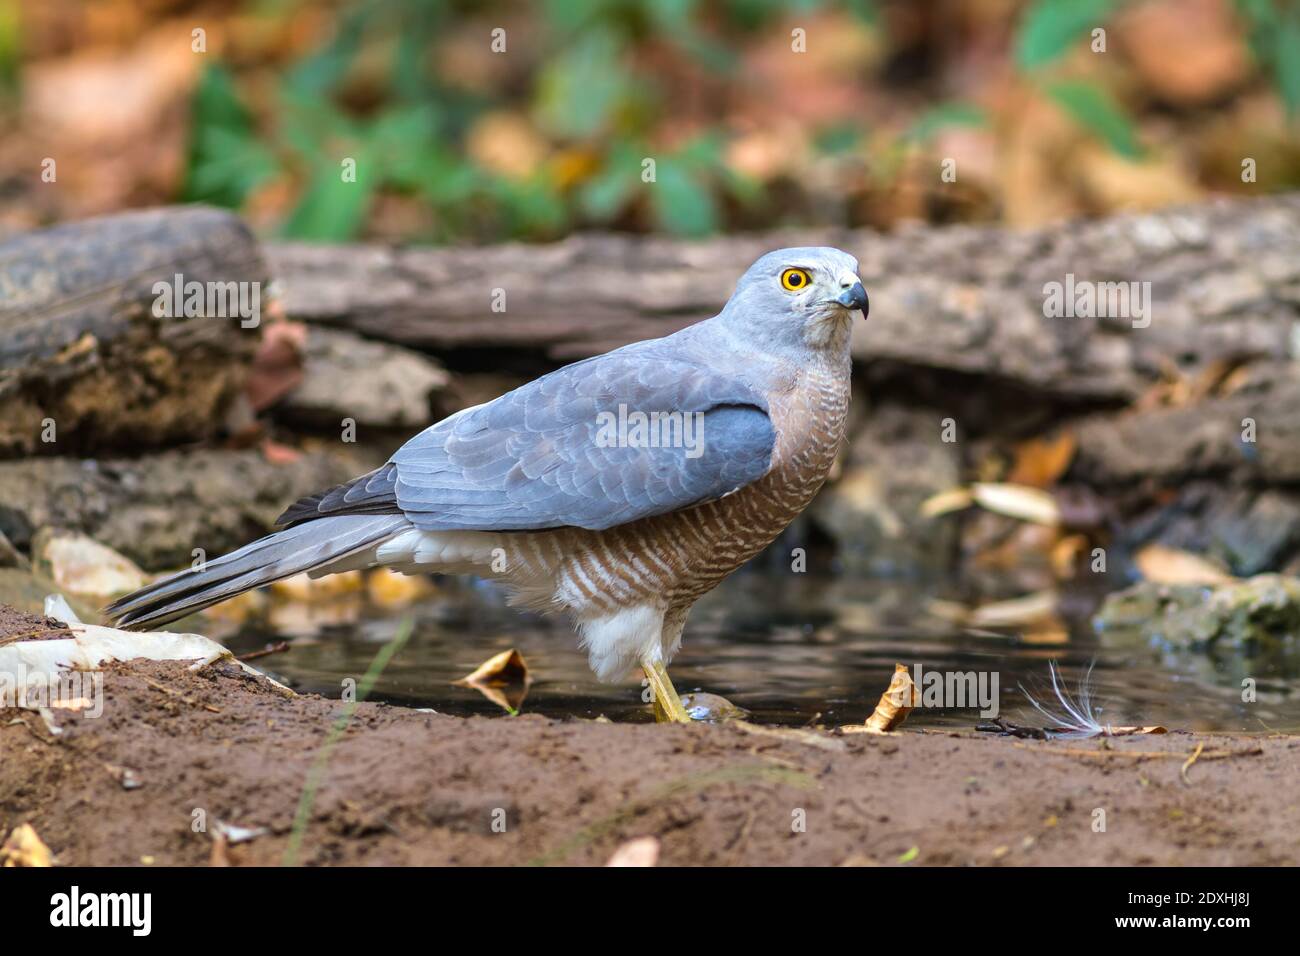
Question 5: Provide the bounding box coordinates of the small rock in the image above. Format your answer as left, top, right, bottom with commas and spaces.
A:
31, 529, 147, 599
679, 692, 748, 723
0, 530, 25, 569
810, 405, 960, 575
605, 836, 659, 867
278, 327, 449, 430
1095, 573, 1300, 650
213, 821, 268, 845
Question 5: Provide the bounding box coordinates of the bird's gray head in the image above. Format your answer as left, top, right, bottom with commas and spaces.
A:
717, 246, 868, 355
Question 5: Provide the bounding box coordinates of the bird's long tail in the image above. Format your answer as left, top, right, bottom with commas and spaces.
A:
103, 514, 411, 631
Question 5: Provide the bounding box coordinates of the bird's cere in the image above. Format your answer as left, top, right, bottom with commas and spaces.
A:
836, 280, 870, 315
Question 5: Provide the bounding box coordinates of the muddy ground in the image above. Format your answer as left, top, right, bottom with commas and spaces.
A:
3, 645, 1296, 867
0, 605, 70, 646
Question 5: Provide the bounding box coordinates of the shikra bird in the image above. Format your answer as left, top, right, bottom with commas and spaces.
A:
105, 248, 869, 722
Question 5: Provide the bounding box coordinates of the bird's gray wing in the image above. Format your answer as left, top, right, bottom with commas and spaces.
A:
278, 352, 776, 532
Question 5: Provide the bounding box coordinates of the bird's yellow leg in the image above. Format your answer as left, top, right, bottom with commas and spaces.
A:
643, 658, 691, 723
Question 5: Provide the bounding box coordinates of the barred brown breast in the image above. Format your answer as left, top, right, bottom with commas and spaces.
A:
497, 349, 852, 623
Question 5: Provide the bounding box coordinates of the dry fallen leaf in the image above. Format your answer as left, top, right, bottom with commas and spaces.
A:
605, 836, 660, 867
202, 588, 268, 626
920, 487, 974, 518
921, 483, 1061, 526
926, 591, 1062, 637
1007, 431, 1077, 488
466, 111, 550, 180
1106, 726, 1168, 736
969, 520, 1060, 572
48, 696, 94, 711
1135, 545, 1236, 586
245, 320, 307, 412
971, 483, 1061, 526
968, 590, 1060, 629
453, 648, 532, 713
863, 663, 920, 734
270, 570, 364, 601
1, 824, 53, 867
1050, 533, 1089, 579
366, 568, 435, 608
261, 439, 304, 465
1074, 145, 1202, 215
1020, 618, 1070, 645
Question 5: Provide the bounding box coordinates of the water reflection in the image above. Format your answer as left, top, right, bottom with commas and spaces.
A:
220, 570, 1300, 733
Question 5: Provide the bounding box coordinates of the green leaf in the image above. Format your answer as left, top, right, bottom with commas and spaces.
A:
650, 163, 717, 236
898, 846, 919, 863
902, 102, 987, 144
415, 150, 483, 206
186, 127, 278, 203
280, 152, 375, 241
1045, 80, 1142, 158
183, 65, 279, 208
366, 105, 439, 183
673, 29, 739, 72
1276, 14, 1300, 120
188, 63, 252, 136
541, 0, 607, 34
645, 0, 698, 30
815, 123, 865, 154
282, 5, 367, 96
0, 0, 21, 93
673, 133, 724, 169
579, 146, 640, 221
492, 176, 568, 236
534, 29, 630, 138
1016, 0, 1114, 70
277, 87, 361, 163
845, 0, 880, 25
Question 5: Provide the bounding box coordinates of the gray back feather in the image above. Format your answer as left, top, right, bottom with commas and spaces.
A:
280, 328, 778, 532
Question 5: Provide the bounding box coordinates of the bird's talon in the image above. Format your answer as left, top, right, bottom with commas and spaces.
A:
643, 659, 692, 724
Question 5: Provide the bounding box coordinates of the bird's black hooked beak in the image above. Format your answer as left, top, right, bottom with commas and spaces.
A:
836, 281, 869, 317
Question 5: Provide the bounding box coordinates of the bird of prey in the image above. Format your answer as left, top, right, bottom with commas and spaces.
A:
106, 247, 869, 722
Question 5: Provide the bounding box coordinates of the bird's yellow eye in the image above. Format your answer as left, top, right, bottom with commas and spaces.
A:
780, 268, 812, 292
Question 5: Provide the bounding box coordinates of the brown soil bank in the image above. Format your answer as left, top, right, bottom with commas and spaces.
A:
3, 658, 1296, 867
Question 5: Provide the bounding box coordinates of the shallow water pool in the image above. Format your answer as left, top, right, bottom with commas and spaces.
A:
220, 571, 1300, 733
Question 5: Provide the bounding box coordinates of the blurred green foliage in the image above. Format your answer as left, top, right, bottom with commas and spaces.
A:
184, 0, 881, 241
0, 0, 20, 96
1017, 0, 1299, 155
181, 0, 1298, 243
1045, 80, 1143, 159
1239, 0, 1300, 118
1016, 0, 1115, 70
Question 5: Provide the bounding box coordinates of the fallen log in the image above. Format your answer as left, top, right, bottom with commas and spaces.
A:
0, 206, 266, 458
267, 195, 1300, 403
